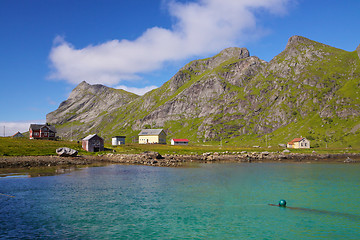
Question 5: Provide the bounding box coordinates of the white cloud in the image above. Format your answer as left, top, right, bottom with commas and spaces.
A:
48, 0, 291, 86
115, 85, 158, 95
0, 120, 45, 137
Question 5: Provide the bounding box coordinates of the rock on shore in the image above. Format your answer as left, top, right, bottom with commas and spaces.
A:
56, 147, 78, 157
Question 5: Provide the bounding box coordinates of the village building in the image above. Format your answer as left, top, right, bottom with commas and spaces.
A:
171, 138, 189, 145
29, 124, 57, 140
287, 137, 310, 149
82, 134, 104, 152
12, 131, 24, 138
112, 136, 126, 145
138, 129, 167, 144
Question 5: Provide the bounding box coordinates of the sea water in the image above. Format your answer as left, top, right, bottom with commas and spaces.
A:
1, 163, 360, 239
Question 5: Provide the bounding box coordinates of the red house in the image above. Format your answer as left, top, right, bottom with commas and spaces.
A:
82, 134, 104, 152
29, 124, 57, 140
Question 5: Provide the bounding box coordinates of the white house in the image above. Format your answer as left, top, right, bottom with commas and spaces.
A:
138, 129, 167, 144
112, 136, 126, 145
171, 139, 189, 145
287, 137, 310, 149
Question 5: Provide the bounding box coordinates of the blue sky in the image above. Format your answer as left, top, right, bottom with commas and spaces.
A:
0, 0, 359, 136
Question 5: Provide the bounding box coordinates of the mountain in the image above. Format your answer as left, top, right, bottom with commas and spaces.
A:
46, 81, 138, 137
47, 36, 360, 147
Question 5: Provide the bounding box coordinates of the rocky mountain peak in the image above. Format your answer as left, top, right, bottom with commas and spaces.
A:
186, 47, 251, 70
72, 80, 94, 93
47, 81, 139, 127
284, 35, 338, 56
285, 35, 311, 49
208, 47, 250, 67
69, 81, 109, 99
270, 35, 336, 77
69, 81, 90, 98
77, 80, 90, 88
282, 35, 319, 58
217, 47, 250, 59
168, 47, 252, 92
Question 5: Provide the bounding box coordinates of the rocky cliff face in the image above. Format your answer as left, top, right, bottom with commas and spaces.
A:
47, 81, 139, 136
48, 81, 139, 125
133, 47, 267, 139
47, 36, 360, 147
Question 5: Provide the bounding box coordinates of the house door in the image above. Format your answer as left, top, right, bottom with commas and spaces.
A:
94, 147, 100, 152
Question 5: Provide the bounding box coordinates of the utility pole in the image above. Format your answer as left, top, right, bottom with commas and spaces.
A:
3, 126, 5, 137
71, 122, 73, 141
266, 135, 268, 148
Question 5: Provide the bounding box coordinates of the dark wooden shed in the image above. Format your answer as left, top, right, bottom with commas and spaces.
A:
82, 134, 104, 152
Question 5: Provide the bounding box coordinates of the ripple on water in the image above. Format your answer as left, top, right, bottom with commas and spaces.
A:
1, 163, 360, 239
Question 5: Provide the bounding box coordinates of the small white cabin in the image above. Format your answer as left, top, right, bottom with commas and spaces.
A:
171, 139, 189, 145
287, 137, 310, 149
112, 136, 126, 145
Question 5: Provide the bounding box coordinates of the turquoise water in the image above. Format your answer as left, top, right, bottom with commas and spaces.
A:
1, 163, 360, 239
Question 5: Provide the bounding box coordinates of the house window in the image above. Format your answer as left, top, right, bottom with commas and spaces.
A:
34, 132, 39, 136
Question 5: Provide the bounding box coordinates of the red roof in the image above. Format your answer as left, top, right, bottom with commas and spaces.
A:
288, 137, 304, 145
172, 139, 189, 142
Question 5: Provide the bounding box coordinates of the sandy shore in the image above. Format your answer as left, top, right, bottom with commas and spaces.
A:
1, 152, 360, 168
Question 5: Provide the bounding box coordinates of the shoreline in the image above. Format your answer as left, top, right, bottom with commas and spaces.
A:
1, 152, 360, 169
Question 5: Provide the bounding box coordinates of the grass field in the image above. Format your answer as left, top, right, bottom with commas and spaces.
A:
0, 137, 358, 157
0, 137, 82, 156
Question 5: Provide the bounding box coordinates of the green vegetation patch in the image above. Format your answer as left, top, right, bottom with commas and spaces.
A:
0, 138, 83, 156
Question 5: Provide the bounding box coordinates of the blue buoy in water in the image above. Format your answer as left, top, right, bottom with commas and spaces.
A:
279, 199, 287, 207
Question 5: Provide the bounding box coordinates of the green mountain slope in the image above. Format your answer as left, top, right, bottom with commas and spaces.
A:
47, 36, 360, 147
